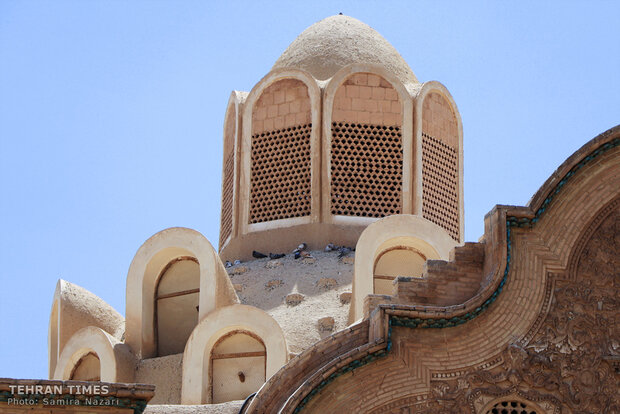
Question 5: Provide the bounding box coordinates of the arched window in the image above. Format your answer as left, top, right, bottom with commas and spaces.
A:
156, 256, 200, 356
210, 331, 266, 403
330, 72, 403, 218
421, 91, 460, 241
484, 399, 540, 414
70, 352, 100, 381
373, 246, 426, 295
250, 78, 312, 224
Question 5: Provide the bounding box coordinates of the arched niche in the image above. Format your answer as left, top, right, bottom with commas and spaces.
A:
349, 214, 457, 322
125, 227, 238, 359
181, 304, 287, 404
210, 330, 266, 403
480, 396, 547, 414
70, 352, 101, 381
239, 69, 321, 234
323, 64, 414, 223
155, 256, 200, 356
373, 245, 428, 295
54, 326, 135, 383
413, 82, 464, 243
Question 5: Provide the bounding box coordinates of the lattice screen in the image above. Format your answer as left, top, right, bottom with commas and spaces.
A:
485, 400, 538, 414
421, 132, 459, 240
330, 122, 402, 217
421, 91, 460, 241
249, 124, 312, 223
220, 107, 235, 247
219, 150, 234, 246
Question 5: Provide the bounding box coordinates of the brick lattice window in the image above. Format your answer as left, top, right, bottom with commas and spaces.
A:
219, 149, 234, 246
249, 124, 312, 223
485, 400, 538, 414
331, 122, 402, 217
421, 132, 459, 239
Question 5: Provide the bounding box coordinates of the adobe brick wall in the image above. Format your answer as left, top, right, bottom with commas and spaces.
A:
251, 79, 311, 134
422, 92, 457, 148
332, 73, 401, 126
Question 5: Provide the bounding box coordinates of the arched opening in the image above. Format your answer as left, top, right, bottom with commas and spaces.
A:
220, 100, 237, 248
210, 330, 266, 403
421, 91, 460, 241
70, 352, 101, 381
373, 246, 426, 295
482, 399, 541, 414
249, 78, 312, 224
156, 256, 200, 356
330, 72, 403, 218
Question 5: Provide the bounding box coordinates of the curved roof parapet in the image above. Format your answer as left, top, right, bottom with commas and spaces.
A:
52, 279, 124, 341
49, 280, 124, 378
273, 15, 418, 85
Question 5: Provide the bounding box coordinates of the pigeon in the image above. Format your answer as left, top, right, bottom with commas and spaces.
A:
293, 243, 308, 253
233, 259, 241, 266
324, 243, 337, 252
338, 246, 353, 258
294, 251, 301, 259
269, 253, 285, 260
225, 261, 233, 268
253, 250, 268, 259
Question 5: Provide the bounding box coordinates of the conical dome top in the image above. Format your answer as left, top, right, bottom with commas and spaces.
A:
273, 15, 418, 84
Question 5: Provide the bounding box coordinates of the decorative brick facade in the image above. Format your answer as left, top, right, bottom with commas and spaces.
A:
250, 79, 312, 224
422, 92, 460, 241
244, 127, 620, 414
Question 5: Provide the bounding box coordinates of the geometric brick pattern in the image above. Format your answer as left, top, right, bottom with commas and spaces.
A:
332, 73, 402, 127
220, 108, 236, 246
486, 401, 538, 414
220, 149, 235, 244
330, 122, 402, 217
244, 129, 620, 414
250, 79, 312, 224
421, 91, 460, 241
250, 124, 312, 223
421, 133, 459, 239
330, 73, 403, 218
252, 79, 311, 135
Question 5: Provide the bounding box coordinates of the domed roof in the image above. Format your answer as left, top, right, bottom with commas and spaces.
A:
273, 15, 418, 85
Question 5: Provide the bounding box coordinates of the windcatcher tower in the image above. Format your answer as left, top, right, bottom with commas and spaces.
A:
219, 15, 464, 261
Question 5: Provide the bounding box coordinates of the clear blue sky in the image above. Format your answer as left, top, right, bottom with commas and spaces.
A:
1, 1, 618, 379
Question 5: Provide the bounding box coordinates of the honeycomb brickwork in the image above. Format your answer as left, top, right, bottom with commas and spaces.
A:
421, 133, 459, 239
331, 122, 403, 217
219, 108, 235, 247
330, 73, 403, 218
250, 79, 312, 224
219, 150, 234, 245
486, 400, 538, 414
249, 124, 312, 223
421, 92, 460, 240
